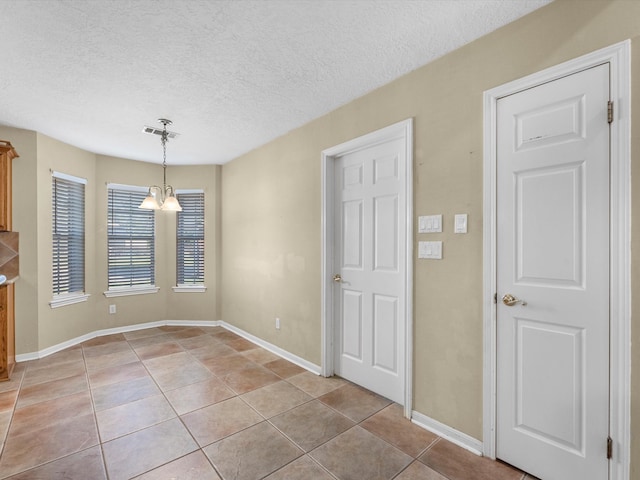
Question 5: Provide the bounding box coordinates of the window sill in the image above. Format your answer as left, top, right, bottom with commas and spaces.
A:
49, 293, 90, 309
103, 286, 160, 298
172, 285, 207, 293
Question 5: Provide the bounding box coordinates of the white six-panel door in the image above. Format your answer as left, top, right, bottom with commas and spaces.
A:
496, 64, 610, 479
333, 137, 406, 404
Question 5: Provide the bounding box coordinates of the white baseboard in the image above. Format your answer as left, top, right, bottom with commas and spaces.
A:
16, 318, 487, 457
165, 320, 220, 328
411, 410, 484, 456
218, 321, 321, 375
16, 320, 173, 362
15, 319, 321, 377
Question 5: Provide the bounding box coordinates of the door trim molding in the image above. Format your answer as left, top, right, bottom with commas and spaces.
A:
321, 119, 414, 417
482, 40, 631, 480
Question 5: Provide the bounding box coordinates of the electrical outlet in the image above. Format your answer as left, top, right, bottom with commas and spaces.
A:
275, 317, 281, 330
109, 304, 116, 314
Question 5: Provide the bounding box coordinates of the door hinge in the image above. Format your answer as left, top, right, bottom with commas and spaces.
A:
607, 436, 613, 459
608, 101, 614, 124
493, 293, 497, 304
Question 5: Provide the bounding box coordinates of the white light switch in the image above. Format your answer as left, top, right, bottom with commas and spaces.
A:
418, 241, 442, 259
454, 214, 468, 234
418, 215, 442, 233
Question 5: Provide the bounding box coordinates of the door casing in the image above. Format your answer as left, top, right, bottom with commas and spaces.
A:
482, 41, 631, 479
321, 119, 413, 418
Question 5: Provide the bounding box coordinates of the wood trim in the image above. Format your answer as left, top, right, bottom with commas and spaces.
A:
0, 152, 12, 232
0, 140, 18, 381
0, 140, 19, 161
0, 284, 14, 381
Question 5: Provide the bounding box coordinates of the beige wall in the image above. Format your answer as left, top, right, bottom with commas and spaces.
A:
36, 135, 97, 347
221, 133, 322, 363
164, 165, 221, 321
96, 160, 221, 325
94, 155, 170, 330
220, 0, 640, 473
2, 0, 639, 475
1, 127, 221, 352
2, 128, 38, 354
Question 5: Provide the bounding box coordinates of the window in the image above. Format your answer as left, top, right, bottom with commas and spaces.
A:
50, 171, 88, 308
175, 191, 205, 291
106, 184, 157, 296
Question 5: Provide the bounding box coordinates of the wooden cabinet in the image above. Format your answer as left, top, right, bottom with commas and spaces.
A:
0, 140, 18, 381
0, 141, 14, 231
0, 285, 14, 381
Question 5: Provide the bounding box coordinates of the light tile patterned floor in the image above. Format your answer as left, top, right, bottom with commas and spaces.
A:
0, 325, 538, 479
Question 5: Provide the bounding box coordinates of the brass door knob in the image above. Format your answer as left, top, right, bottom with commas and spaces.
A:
333, 274, 342, 283
502, 294, 527, 307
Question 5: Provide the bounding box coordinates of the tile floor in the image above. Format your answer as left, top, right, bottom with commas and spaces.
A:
0, 325, 538, 480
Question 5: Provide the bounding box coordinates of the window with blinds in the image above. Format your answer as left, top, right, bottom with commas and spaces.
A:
52, 173, 86, 296
176, 191, 205, 285
107, 186, 155, 289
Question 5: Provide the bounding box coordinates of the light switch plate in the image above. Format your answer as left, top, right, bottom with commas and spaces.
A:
418, 241, 442, 259
454, 214, 468, 234
418, 215, 442, 233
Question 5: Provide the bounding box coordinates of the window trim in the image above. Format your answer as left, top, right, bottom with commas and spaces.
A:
105, 183, 157, 297
52, 171, 88, 185
172, 285, 207, 293
103, 285, 159, 298
50, 171, 87, 308
175, 189, 205, 288
49, 292, 90, 308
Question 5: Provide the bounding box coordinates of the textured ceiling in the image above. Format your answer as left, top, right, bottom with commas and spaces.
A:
0, 0, 552, 165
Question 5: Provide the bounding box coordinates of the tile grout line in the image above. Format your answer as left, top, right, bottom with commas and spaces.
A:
1, 326, 530, 480
12, 334, 357, 478
414, 437, 455, 480
139, 327, 312, 479
188, 333, 317, 480
1, 353, 98, 479
169, 331, 226, 480
81, 341, 111, 480
129, 328, 225, 480
174, 331, 342, 479
186, 329, 322, 479
0, 363, 26, 477
6, 331, 312, 478
96, 328, 213, 479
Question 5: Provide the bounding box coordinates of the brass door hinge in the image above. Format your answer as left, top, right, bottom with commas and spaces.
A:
608, 101, 614, 124
607, 436, 613, 459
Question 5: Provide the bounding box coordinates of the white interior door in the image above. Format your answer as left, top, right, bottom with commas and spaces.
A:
333, 137, 406, 404
496, 64, 610, 479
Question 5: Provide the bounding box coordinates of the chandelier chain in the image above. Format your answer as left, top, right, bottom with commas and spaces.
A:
161, 128, 168, 169
161, 122, 168, 187
139, 118, 181, 211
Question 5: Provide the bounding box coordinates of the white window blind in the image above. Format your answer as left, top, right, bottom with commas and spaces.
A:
176, 191, 205, 285
52, 173, 85, 296
107, 186, 155, 289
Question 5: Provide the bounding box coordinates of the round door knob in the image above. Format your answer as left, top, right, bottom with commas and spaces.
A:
502, 294, 527, 307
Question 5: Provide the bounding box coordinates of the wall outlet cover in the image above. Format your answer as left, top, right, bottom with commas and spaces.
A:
418, 215, 442, 233
418, 241, 442, 259
454, 214, 468, 234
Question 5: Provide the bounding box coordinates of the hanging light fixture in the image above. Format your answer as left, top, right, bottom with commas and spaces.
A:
139, 118, 182, 211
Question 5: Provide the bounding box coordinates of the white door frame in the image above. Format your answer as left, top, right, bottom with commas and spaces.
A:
482, 41, 631, 480
321, 119, 414, 418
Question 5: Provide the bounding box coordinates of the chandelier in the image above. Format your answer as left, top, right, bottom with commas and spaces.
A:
139, 118, 182, 211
